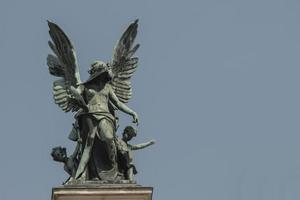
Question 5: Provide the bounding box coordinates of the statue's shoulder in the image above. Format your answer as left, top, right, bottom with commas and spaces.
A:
116, 137, 130, 152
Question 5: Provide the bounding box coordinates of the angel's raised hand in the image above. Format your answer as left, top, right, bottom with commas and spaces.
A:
132, 112, 139, 126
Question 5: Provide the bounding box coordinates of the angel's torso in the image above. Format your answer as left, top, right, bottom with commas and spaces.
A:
83, 83, 111, 114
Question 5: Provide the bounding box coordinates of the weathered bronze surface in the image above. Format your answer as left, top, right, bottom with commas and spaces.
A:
52, 185, 153, 200
46, 20, 155, 184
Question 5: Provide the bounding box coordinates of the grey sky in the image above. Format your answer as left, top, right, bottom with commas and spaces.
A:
1, 0, 300, 200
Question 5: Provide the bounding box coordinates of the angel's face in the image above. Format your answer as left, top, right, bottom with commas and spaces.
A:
107, 67, 113, 79
89, 61, 107, 74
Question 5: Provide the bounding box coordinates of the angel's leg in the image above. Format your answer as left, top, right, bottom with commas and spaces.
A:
75, 117, 96, 179
98, 119, 117, 168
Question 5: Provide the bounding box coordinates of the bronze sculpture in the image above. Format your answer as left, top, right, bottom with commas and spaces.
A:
47, 20, 154, 184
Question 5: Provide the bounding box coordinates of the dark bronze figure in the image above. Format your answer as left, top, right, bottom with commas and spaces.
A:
116, 126, 155, 181
46, 20, 154, 184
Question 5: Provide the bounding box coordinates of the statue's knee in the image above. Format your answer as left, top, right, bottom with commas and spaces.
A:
99, 120, 114, 141
99, 129, 113, 141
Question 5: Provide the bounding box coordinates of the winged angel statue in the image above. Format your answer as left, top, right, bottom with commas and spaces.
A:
47, 20, 141, 183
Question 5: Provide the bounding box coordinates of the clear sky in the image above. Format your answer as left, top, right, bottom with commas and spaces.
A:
1, 0, 300, 200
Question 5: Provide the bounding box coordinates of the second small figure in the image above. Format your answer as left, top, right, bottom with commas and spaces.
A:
116, 126, 155, 181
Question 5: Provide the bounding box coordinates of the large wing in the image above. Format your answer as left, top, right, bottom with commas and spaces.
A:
47, 21, 82, 112
110, 19, 139, 103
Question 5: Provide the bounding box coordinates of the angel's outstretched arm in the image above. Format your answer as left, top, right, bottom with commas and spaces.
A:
130, 140, 155, 150
109, 85, 139, 124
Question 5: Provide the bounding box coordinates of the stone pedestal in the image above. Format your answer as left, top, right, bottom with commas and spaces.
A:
52, 184, 153, 200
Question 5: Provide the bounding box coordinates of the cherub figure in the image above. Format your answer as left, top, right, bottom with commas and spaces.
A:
116, 126, 155, 181
51, 144, 80, 180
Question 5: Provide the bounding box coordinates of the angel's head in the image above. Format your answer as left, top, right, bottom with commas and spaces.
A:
88, 60, 107, 74
86, 60, 113, 83
122, 126, 137, 142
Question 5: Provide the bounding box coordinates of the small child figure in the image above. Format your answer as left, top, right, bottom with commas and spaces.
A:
116, 126, 155, 181
51, 144, 80, 183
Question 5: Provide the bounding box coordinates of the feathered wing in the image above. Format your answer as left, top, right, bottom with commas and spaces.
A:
47, 21, 82, 112
110, 19, 140, 103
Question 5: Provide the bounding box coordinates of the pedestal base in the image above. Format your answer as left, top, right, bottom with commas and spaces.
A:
52, 184, 153, 200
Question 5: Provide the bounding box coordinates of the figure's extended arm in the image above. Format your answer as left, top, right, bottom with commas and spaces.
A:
109, 86, 139, 124
131, 140, 155, 150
